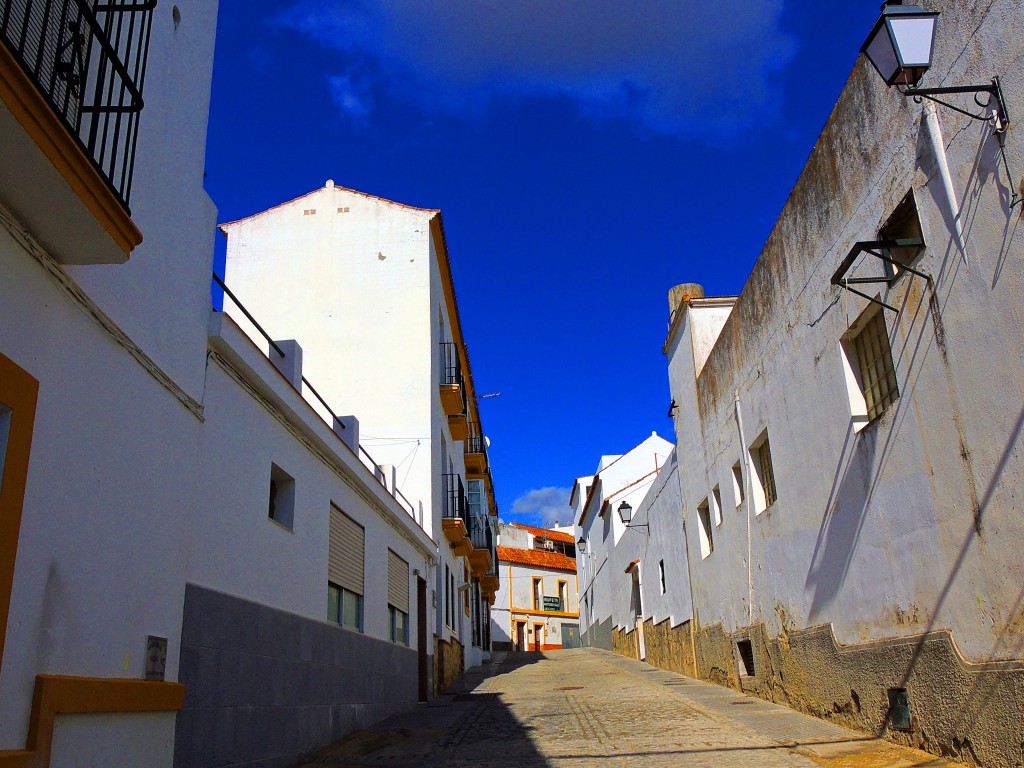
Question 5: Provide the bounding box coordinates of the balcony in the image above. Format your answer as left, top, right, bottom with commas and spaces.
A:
467, 515, 493, 577
480, 541, 499, 601
464, 421, 487, 477
441, 473, 471, 557
0, 0, 153, 263
439, 342, 468, 439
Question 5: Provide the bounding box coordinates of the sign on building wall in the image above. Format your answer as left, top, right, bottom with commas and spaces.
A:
543, 596, 563, 612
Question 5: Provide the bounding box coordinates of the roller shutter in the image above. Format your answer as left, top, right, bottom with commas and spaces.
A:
329, 505, 364, 595
387, 550, 409, 613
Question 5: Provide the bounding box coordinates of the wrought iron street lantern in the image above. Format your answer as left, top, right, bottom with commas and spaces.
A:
577, 538, 587, 553
861, 1, 1018, 207
617, 501, 633, 525
861, 2, 938, 86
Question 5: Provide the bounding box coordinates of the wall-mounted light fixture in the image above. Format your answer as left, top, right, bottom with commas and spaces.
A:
862, 1, 1019, 207
617, 501, 649, 531
577, 538, 587, 553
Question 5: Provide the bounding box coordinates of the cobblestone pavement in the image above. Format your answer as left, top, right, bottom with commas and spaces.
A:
296, 649, 954, 768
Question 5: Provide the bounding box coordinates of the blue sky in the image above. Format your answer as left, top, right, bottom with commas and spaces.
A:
205, 1, 881, 529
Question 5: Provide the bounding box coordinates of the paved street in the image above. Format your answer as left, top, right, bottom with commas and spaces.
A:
296, 649, 952, 768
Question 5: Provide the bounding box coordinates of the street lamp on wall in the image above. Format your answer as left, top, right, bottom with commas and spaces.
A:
861, 1, 1019, 205
577, 538, 587, 553
617, 501, 649, 531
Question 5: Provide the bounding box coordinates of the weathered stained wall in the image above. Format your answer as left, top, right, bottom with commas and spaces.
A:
665, 0, 1024, 763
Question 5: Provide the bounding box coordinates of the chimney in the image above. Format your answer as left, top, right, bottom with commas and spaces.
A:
668, 283, 705, 315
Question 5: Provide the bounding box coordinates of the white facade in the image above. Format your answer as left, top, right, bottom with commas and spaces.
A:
491, 523, 579, 651
0, 3, 480, 766
220, 182, 499, 669
660, 1, 1024, 762
572, 433, 674, 650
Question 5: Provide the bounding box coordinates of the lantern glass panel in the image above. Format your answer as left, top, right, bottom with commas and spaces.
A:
865, 24, 900, 83
889, 17, 936, 66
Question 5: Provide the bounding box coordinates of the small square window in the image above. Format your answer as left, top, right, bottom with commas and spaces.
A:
731, 462, 744, 509
712, 485, 723, 527
268, 463, 295, 529
736, 639, 755, 677
697, 498, 714, 558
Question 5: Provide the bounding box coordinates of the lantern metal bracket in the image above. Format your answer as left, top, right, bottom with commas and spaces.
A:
902, 77, 1008, 130
831, 238, 929, 313
901, 77, 1020, 208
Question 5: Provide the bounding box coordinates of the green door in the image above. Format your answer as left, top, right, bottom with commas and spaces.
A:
561, 623, 581, 649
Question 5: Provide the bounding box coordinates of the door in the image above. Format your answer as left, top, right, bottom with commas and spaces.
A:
417, 576, 428, 701
631, 568, 646, 660
561, 623, 581, 649
533, 623, 544, 652
515, 621, 526, 651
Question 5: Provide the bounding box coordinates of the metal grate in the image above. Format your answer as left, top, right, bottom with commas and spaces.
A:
853, 311, 899, 421
0, 0, 156, 210
758, 438, 777, 508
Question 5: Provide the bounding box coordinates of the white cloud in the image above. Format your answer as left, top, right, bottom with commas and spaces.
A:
327, 73, 373, 124
510, 486, 573, 528
275, 0, 797, 136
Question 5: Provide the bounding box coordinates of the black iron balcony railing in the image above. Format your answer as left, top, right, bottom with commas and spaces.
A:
469, 515, 491, 552
0, 0, 156, 210
464, 421, 485, 455
443, 473, 467, 526
439, 341, 466, 409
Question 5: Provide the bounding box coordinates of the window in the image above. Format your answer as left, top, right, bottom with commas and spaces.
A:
467, 479, 484, 518
445, 565, 451, 627
731, 462, 744, 509
532, 577, 543, 610
268, 463, 295, 529
697, 498, 714, 558
328, 583, 362, 630
327, 506, 364, 630
712, 485, 723, 527
387, 550, 410, 645
558, 580, 568, 612
736, 639, 755, 677
758, 440, 777, 507
748, 431, 777, 515
659, 560, 666, 594
879, 191, 924, 274
845, 308, 899, 424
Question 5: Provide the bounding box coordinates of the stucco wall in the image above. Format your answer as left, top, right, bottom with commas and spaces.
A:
665, 0, 1024, 763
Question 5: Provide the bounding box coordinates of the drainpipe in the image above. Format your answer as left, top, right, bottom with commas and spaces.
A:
924, 101, 969, 269
734, 390, 753, 628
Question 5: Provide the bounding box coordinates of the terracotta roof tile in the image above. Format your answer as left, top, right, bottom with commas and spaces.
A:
497, 546, 577, 573
511, 523, 575, 543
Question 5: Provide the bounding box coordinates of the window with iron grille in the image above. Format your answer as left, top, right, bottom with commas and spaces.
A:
757, 439, 777, 508
852, 310, 899, 421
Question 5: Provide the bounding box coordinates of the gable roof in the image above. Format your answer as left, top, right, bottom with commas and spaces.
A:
497, 546, 576, 573
511, 523, 574, 543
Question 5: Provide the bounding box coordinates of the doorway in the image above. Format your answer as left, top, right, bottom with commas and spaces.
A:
533, 623, 544, 652
515, 620, 527, 652
417, 577, 428, 701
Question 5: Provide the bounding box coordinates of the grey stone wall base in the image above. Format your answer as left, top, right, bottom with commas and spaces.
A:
174, 583, 418, 768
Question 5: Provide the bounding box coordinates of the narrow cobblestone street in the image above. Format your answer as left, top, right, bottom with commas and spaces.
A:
297, 649, 953, 768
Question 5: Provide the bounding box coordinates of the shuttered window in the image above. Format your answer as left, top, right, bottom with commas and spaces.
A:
329, 505, 364, 595
387, 550, 409, 613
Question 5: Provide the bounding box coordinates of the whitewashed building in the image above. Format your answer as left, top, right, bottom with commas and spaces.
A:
491, 523, 579, 652
220, 181, 500, 682
0, 3, 491, 767
572, 433, 674, 651
660, 1, 1024, 764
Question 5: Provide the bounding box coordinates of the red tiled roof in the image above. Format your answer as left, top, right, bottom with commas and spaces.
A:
511, 522, 575, 543
497, 546, 577, 573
